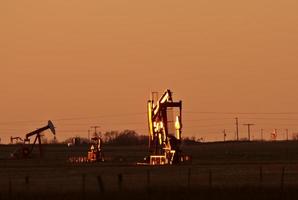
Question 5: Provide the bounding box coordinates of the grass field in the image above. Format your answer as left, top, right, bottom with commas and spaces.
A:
1, 141, 298, 199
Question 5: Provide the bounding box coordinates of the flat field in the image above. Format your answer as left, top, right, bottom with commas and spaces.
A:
1, 141, 298, 200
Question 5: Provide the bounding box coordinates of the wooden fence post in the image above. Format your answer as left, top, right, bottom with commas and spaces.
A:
146, 169, 152, 199
25, 175, 30, 199
147, 170, 151, 186
118, 174, 123, 192
82, 174, 86, 200
209, 170, 212, 188
8, 177, 12, 200
97, 175, 105, 194
280, 167, 285, 196
187, 168, 191, 189
25, 176, 29, 188
259, 166, 263, 186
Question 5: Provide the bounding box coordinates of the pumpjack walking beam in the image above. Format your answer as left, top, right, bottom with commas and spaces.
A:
25, 120, 56, 157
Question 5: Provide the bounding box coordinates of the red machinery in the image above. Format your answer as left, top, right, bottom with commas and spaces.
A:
11, 120, 56, 159
145, 89, 190, 165
87, 136, 104, 162
69, 135, 104, 163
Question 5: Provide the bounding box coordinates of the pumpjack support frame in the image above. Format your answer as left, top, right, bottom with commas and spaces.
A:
145, 89, 191, 165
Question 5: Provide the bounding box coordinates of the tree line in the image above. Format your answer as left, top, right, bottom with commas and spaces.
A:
45, 129, 200, 145
62, 130, 148, 145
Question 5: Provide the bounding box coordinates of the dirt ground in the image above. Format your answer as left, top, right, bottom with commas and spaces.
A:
1, 141, 298, 199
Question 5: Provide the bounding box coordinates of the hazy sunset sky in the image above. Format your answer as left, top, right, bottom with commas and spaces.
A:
1, 0, 298, 143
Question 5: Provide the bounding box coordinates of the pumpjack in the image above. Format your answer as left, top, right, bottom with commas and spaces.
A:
10, 136, 23, 144
69, 135, 104, 163
11, 120, 56, 159
145, 89, 191, 165
87, 135, 104, 162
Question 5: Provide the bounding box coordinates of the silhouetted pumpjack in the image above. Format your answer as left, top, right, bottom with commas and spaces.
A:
11, 120, 56, 159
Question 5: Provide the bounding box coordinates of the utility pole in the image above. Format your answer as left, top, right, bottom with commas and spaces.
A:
88, 130, 91, 141
90, 126, 100, 138
285, 129, 289, 141
235, 117, 239, 141
243, 123, 255, 141
261, 128, 264, 141
223, 129, 227, 142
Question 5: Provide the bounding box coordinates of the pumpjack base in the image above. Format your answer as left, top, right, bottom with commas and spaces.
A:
137, 154, 192, 166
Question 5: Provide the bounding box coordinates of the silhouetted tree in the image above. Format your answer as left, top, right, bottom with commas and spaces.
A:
103, 130, 119, 143
62, 137, 89, 144
48, 137, 58, 144
105, 130, 147, 145
183, 136, 200, 145
61, 131, 147, 145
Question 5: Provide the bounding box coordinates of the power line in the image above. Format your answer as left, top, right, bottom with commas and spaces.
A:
0, 112, 146, 125
241, 118, 298, 120
53, 112, 146, 121
183, 118, 234, 122
54, 121, 145, 126
183, 124, 233, 128
185, 111, 298, 115
3, 114, 298, 128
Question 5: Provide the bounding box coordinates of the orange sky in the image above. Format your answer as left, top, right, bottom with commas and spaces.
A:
1, 0, 298, 143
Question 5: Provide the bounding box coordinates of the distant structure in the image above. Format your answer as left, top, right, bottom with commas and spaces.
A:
261, 129, 264, 141
235, 117, 239, 141
285, 129, 289, 141
10, 136, 23, 144
271, 129, 277, 141
223, 129, 227, 141
87, 135, 104, 162
68, 134, 104, 163
243, 123, 255, 141
90, 126, 100, 137
67, 137, 81, 147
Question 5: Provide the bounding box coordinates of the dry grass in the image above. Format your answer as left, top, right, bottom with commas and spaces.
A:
1, 141, 298, 199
